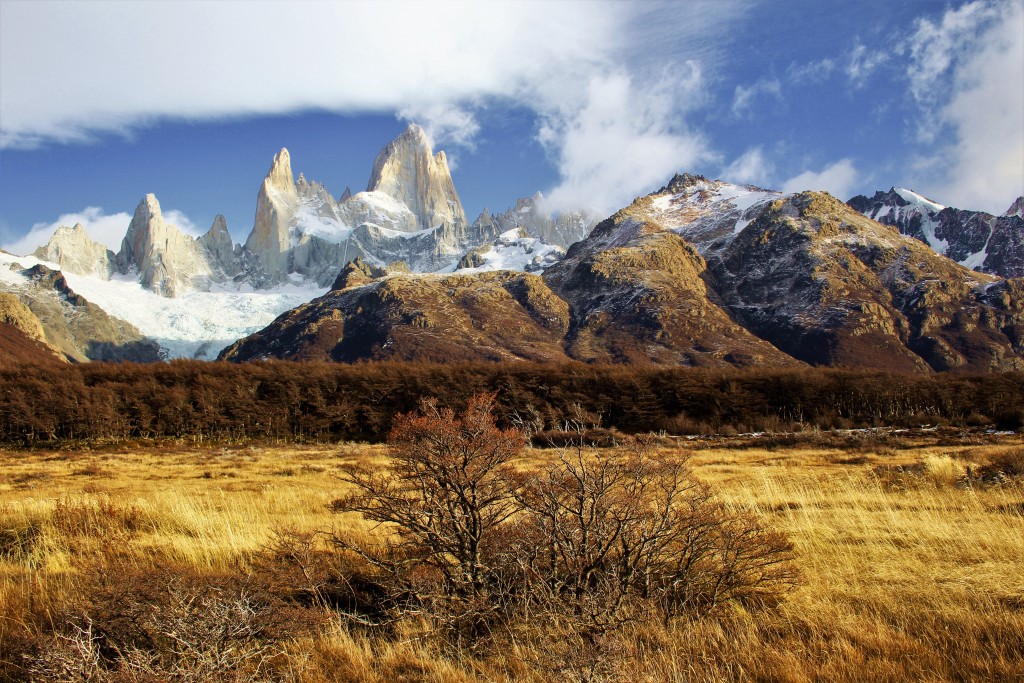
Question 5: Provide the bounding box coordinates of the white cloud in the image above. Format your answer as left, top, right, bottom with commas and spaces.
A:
786, 58, 836, 84
0, 1, 620, 150
0, 205, 202, 256
538, 66, 713, 215
163, 209, 201, 238
0, 1, 750, 220
723, 147, 774, 186
1, 207, 131, 255
397, 104, 481, 152
781, 159, 859, 198
731, 79, 782, 118
905, 0, 1024, 212
845, 42, 890, 88
906, 1, 1001, 107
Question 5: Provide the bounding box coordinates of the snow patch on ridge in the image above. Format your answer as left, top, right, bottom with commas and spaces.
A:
894, 187, 946, 214
457, 229, 565, 273
0, 250, 324, 360
646, 180, 782, 256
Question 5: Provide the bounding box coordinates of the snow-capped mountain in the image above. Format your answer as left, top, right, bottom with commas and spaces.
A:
847, 188, 1024, 278
224, 172, 1024, 373
469, 193, 600, 250
2, 123, 595, 359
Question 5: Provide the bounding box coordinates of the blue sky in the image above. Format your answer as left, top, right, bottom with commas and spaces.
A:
1, 0, 1022, 254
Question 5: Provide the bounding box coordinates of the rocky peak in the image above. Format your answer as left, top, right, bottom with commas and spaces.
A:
204, 214, 230, 239
116, 194, 212, 297
198, 214, 239, 277
366, 123, 468, 231
339, 186, 353, 203
33, 223, 114, 279
243, 148, 301, 281
847, 187, 1024, 278
266, 148, 296, 193
470, 193, 599, 250
331, 257, 389, 290
22, 264, 88, 306
1004, 197, 1024, 218
661, 173, 712, 195
847, 187, 909, 214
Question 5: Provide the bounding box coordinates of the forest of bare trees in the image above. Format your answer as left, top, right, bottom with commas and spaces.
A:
2, 361, 1021, 445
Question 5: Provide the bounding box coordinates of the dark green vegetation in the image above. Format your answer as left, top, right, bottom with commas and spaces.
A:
2, 361, 1022, 446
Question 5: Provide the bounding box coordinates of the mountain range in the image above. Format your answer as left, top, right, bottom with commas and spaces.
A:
847, 187, 1024, 278
2, 124, 1023, 372
1, 124, 597, 360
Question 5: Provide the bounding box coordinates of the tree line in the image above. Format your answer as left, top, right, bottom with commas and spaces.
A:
1, 360, 1022, 445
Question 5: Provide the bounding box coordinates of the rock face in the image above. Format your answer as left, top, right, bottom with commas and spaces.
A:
641, 178, 1023, 372
2, 263, 160, 362
116, 194, 213, 297
455, 229, 565, 273
367, 124, 467, 231
543, 202, 799, 367
33, 224, 115, 279
244, 149, 299, 281
230, 125, 546, 284
222, 172, 1024, 373
0, 292, 65, 365
198, 214, 241, 279
23, 123, 590, 302
0, 292, 49, 344
848, 188, 1024, 278
470, 193, 599, 249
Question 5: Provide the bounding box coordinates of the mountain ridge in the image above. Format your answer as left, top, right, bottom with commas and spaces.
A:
848, 187, 1024, 278
221, 175, 1024, 373
5, 123, 1022, 368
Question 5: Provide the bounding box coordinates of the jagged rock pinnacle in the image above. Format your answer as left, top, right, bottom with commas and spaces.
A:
244, 148, 299, 278
366, 123, 467, 230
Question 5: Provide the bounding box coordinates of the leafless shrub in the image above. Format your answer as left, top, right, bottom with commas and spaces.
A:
331, 394, 799, 648
531, 427, 625, 449
26, 564, 317, 682
509, 438, 798, 635
26, 618, 103, 683
331, 393, 525, 636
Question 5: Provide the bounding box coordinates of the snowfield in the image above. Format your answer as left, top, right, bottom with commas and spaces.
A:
1, 251, 325, 359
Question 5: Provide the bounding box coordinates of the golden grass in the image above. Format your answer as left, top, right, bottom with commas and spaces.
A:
1, 436, 1022, 681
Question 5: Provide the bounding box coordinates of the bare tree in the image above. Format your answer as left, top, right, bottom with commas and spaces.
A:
332, 393, 525, 629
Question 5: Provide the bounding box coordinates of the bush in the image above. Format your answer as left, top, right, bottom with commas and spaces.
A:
993, 409, 1024, 432
331, 394, 799, 644
979, 448, 1024, 480
331, 393, 526, 635
510, 438, 798, 634
25, 563, 327, 683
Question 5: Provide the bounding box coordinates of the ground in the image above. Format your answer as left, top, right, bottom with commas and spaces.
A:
1, 432, 1022, 681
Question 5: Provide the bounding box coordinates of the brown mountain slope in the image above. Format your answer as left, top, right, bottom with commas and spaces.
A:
4, 265, 161, 362
220, 269, 571, 363
707, 192, 1023, 372
544, 205, 800, 367
0, 294, 64, 365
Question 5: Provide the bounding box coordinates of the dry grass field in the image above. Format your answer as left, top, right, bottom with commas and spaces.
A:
1, 432, 1022, 682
